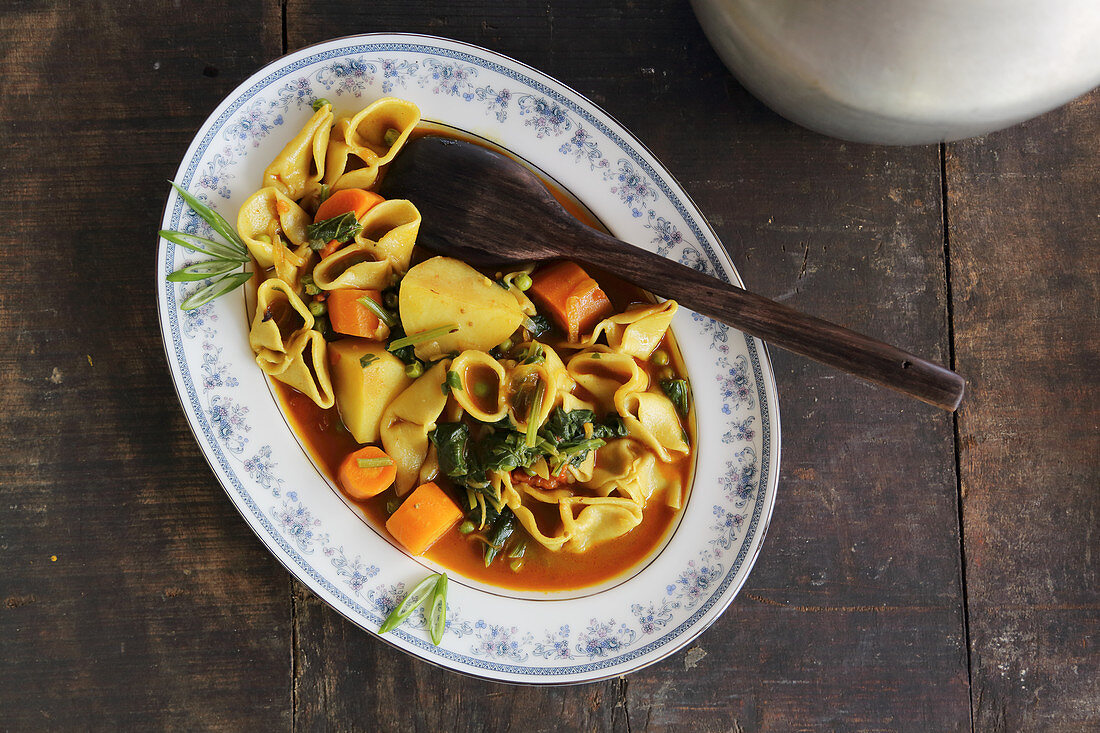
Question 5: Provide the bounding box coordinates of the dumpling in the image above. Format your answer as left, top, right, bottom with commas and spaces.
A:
449, 350, 508, 423
619, 390, 690, 462
249, 278, 314, 374
566, 348, 649, 415
237, 187, 312, 269
270, 330, 335, 409
380, 361, 451, 495
576, 301, 678, 359
262, 103, 333, 201
585, 438, 665, 506
559, 497, 644, 553
324, 98, 420, 193
311, 240, 393, 291
503, 342, 572, 431
353, 199, 421, 274
338, 97, 420, 167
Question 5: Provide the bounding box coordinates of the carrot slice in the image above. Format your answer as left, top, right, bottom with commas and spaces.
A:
314, 188, 384, 223
385, 482, 463, 556
327, 289, 389, 339
527, 261, 615, 341
338, 446, 397, 500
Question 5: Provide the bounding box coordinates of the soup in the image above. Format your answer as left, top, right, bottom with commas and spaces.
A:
236, 96, 695, 592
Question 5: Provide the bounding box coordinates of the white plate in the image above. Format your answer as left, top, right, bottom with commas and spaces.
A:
157, 33, 780, 684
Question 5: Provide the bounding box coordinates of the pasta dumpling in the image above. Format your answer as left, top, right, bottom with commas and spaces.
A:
263, 103, 333, 201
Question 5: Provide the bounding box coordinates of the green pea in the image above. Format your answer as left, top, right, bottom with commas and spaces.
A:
383, 291, 399, 309
497, 337, 514, 353
474, 381, 492, 398
658, 366, 675, 382
312, 98, 332, 111
385, 499, 402, 515
514, 273, 533, 291
405, 361, 424, 379
308, 300, 327, 317
651, 350, 669, 366
254, 233, 271, 244
458, 520, 475, 535
383, 128, 400, 146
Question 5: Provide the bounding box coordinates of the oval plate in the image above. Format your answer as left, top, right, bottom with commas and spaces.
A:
157, 33, 780, 684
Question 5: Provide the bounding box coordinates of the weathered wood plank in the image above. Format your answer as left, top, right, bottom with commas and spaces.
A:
286, 2, 968, 730
0, 1, 291, 729
947, 91, 1100, 731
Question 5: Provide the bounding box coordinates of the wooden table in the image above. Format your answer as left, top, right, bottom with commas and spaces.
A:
2, 3, 1096, 730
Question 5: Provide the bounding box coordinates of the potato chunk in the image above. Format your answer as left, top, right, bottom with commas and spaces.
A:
328, 339, 412, 443
398, 256, 525, 361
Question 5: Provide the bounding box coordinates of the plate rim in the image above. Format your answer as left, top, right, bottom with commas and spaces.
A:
156, 31, 782, 684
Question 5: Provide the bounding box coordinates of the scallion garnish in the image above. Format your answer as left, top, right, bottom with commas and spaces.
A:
387, 324, 459, 352
378, 574, 439, 635
427, 573, 448, 645
377, 572, 449, 646
360, 353, 379, 368
357, 456, 394, 468
357, 295, 398, 328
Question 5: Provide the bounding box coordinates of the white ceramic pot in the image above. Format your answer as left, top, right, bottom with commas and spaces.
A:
691, 0, 1100, 144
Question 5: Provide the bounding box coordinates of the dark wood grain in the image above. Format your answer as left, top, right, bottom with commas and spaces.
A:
947, 92, 1100, 731
0, 1, 291, 729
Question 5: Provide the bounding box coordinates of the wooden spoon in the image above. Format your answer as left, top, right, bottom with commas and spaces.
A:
377, 135, 965, 411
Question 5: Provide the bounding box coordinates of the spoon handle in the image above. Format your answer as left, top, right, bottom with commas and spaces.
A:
571, 232, 965, 411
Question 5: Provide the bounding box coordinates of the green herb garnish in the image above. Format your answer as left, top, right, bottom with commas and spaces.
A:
357, 295, 398, 328
387, 324, 459, 352
357, 456, 394, 468
360, 353, 379, 368
178, 272, 252, 311
307, 211, 362, 250
162, 182, 252, 311
427, 573, 448, 645
378, 573, 440, 636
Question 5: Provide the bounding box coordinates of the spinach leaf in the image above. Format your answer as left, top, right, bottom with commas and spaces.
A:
475, 430, 542, 474
541, 407, 596, 444
660, 378, 690, 416
306, 211, 362, 250
523, 314, 552, 339
430, 423, 471, 479
591, 414, 627, 440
